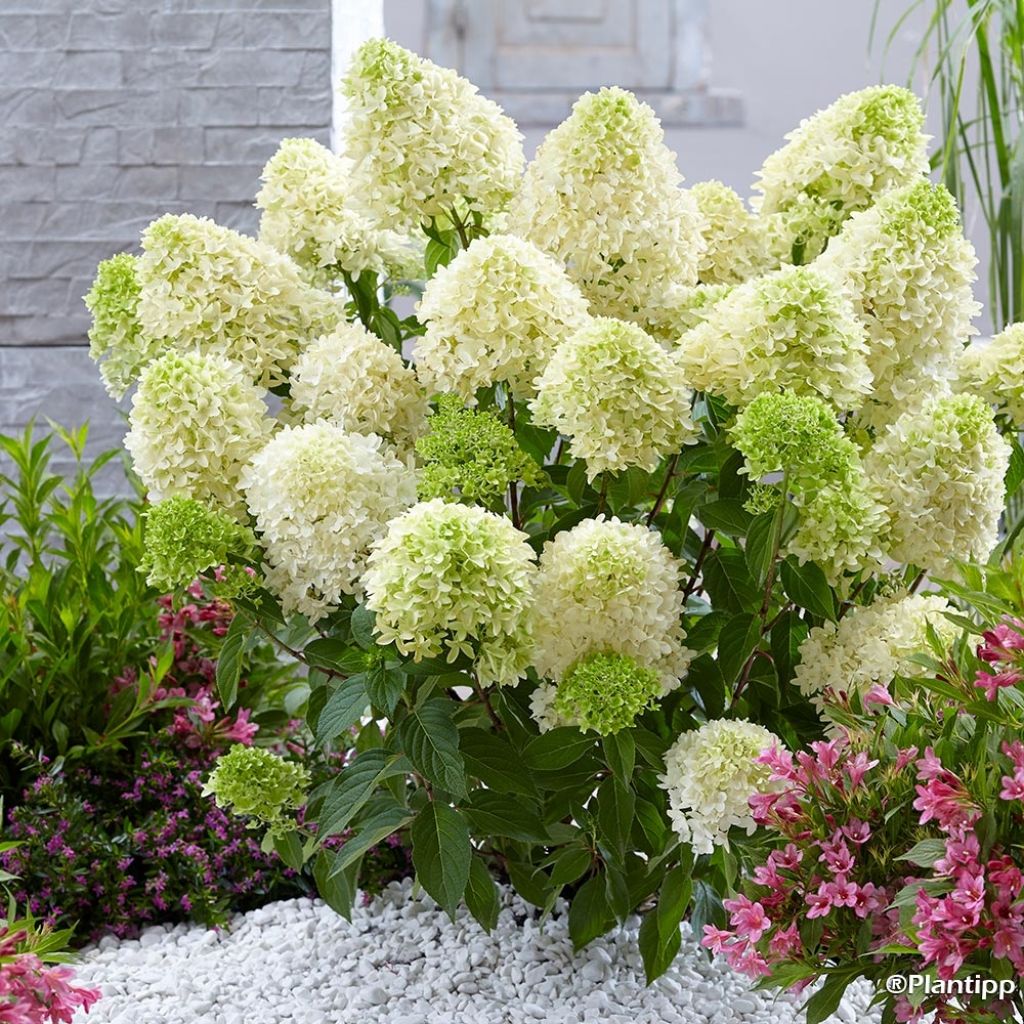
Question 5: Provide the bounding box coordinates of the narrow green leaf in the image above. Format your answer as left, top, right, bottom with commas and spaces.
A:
316, 749, 390, 839
215, 613, 250, 710
411, 802, 472, 921
596, 777, 635, 861
716, 612, 760, 684
568, 874, 615, 950
549, 846, 592, 887
313, 849, 356, 920
330, 801, 412, 875
602, 731, 636, 782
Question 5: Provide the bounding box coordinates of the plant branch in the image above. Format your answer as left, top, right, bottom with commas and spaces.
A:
681, 528, 715, 604
647, 453, 679, 526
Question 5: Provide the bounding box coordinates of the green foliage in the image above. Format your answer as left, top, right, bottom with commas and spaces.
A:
0, 424, 163, 793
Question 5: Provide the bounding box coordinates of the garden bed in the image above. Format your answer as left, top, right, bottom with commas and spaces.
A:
74, 880, 877, 1024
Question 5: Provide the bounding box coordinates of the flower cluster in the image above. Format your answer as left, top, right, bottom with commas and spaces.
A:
793, 591, 955, 724
644, 281, 734, 342
0, 926, 100, 1024
753, 84, 928, 262
690, 180, 769, 285
957, 321, 1024, 426
865, 393, 1010, 572
241, 422, 416, 620
415, 395, 544, 507
139, 497, 256, 594
660, 719, 782, 855
414, 234, 590, 401
530, 517, 690, 691
974, 619, 1024, 701
84, 252, 158, 400
548, 652, 663, 736
256, 137, 415, 286
531, 317, 697, 478
341, 38, 523, 230
676, 264, 871, 410
289, 323, 429, 447
819, 180, 980, 425
125, 350, 270, 515
135, 213, 341, 388
363, 500, 536, 685
510, 86, 704, 323
204, 745, 310, 837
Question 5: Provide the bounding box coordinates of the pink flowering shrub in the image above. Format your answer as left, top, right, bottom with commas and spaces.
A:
0, 920, 100, 1023
703, 566, 1024, 1024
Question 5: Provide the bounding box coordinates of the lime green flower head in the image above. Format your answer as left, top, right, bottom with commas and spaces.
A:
341, 39, 523, 230
819, 180, 978, 427
256, 137, 418, 288
865, 393, 1009, 572
754, 85, 928, 263
363, 499, 536, 686
509, 86, 704, 323
203, 746, 310, 836
645, 282, 734, 344
85, 253, 162, 400
552, 652, 662, 735
137, 213, 342, 388
677, 265, 871, 411
730, 391, 858, 482
957, 323, 1024, 425
125, 350, 271, 516
689, 180, 770, 286
531, 317, 698, 479
416, 395, 545, 507
140, 497, 257, 594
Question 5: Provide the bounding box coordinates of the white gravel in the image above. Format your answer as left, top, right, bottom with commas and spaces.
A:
73, 878, 880, 1024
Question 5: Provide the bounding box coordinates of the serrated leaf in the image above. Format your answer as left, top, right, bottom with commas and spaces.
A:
462, 791, 549, 842
697, 498, 752, 536
366, 660, 405, 715
330, 801, 412, 875
313, 849, 356, 920
744, 513, 776, 584
702, 550, 760, 613
316, 749, 391, 840
303, 639, 368, 674
315, 673, 369, 745
602, 731, 635, 781
896, 837, 947, 868
549, 846, 592, 887
464, 855, 500, 932
397, 698, 466, 797
596, 777, 634, 861
639, 862, 691, 982
716, 612, 760, 684
411, 802, 471, 920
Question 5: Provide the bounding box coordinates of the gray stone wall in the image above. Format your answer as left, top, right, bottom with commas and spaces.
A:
0, 0, 333, 473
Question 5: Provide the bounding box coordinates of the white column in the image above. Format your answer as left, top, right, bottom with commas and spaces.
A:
331, 0, 385, 152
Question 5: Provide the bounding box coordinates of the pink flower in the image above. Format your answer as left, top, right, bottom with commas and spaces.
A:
841, 820, 872, 845
999, 769, 1024, 802
975, 669, 1022, 701
723, 895, 771, 942
806, 888, 833, 919
978, 621, 1024, 662
934, 832, 981, 876
894, 746, 919, 772
913, 777, 980, 831
768, 922, 802, 959
701, 925, 735, 956
863, 683, 895, 708
844, 751, 878, 789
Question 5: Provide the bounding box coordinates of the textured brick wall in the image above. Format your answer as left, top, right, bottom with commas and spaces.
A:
0, 0, 332, 475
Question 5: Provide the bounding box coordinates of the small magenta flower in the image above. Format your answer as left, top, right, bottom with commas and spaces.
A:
723, 895, 771, 942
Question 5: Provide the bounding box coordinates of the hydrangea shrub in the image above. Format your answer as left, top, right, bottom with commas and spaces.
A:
85, 38, 1024, 985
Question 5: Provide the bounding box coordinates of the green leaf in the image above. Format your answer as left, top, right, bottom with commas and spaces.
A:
770, 609, 807, 685
315, 673, 369, 745
697, 498, 751, 537
330, 801, 412, 875
596, 777, 635, 861
638, 861, 692, 982
603, 731, 635, 782
687, 654, 726, 719
216, 613, 250, 710
316, 749, 391, 839
780, 557, 836, 620
411, 802, 472, 921
366, 660, 405, 715
272, 829, 305, 871
716, 612, 760, 684
313, 849, 356, 920
548, 846, 592, 887
744, 513, 776, 585
896, 837, 948, 868
459, 728, 537, 797
1007, 441, 1024, 498
462, 791, 550, 842
397, 698, 466, 797
464, 855, 500, 932
568, 874, 615, 950
303, 639, 368, 674
522, 727, 595, 770
425, 236, 454, 276
804, 971, 855, 1024
351, 604, 377, 650
702, 550, 760, 613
